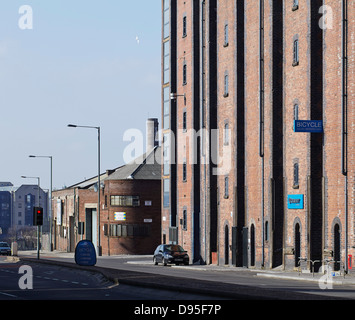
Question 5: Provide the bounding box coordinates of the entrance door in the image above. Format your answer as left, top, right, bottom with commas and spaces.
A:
85, 209, 92, 242
69, 216, 75, 252
242, 227, 248, 268
295, 223, 301, 268
92, 209, 97, 252
85, 208, 98, 254
250, 224, 255, 267
224, 225, 229, 265
334, 224, 341, 271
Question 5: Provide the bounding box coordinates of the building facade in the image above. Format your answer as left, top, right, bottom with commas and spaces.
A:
162, 0, 354, 271
53, 117, 162, 256
13, 184, 48, 229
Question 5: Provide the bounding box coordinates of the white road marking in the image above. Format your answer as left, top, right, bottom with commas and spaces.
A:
0, 292, 17, 298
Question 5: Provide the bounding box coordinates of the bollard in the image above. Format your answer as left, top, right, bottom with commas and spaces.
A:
11, 242, 18, 256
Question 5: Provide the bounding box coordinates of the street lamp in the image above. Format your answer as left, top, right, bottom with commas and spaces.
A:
29, 155, 53, 251
21, 175, 41, 260
68, 124, 101, 256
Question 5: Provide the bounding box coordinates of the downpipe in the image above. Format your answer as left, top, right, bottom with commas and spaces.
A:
341, 0, 348, 274
259, 0, 265, 268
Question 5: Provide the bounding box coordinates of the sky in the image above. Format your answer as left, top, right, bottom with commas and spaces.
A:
0, 0, 162, 191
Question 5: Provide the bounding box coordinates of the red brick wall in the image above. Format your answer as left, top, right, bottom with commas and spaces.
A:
164, 0, 354, 270
283, 0, 312, 269
53, 179, 161, 255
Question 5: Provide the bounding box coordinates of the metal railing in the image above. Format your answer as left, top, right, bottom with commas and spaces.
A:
298, 258, 346, 278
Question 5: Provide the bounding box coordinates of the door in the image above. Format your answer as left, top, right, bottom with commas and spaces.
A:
231, 226, 237, 266
69, 216, 75, 252
92, 209, 97, 253
224, 225, 229, 265
85, 208, 98, 254
295, 223, 301, 268
157, 245, 164, 262
85, 209, 92, 242
334, 224, 341, 271
250, 224, 255, 267
242, 227, 248, 268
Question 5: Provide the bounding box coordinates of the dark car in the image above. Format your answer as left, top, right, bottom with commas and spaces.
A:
0, 242, 11, 256
153, 244, 189, 266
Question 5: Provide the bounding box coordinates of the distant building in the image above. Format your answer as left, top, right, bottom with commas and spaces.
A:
13, 185, 48, 228
0, 183, 14, 236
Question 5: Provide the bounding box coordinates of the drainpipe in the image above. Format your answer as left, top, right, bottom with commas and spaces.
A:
201, 0, 207, 264
341, 0, 348, 274
259, 0, 265, 268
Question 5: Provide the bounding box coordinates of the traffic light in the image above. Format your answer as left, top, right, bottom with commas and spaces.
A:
33, 207, 43, 226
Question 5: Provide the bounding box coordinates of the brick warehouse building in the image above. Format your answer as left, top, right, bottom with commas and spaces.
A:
161, 0, 354, 271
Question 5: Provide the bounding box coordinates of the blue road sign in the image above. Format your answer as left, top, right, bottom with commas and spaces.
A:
75, 240, 97, 266
294, 120, 323, 133
287, 195, 304, 210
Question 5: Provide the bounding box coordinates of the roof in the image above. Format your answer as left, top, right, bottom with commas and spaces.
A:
62, 146, 161, 191
106, 146, 161, 181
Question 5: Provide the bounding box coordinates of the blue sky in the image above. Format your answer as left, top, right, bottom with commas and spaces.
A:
0, 1, 161, 190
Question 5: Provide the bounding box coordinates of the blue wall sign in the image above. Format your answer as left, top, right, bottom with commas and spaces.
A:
75, 240, 97, 266
287, 195, 304, 210
294, 120, 323, 133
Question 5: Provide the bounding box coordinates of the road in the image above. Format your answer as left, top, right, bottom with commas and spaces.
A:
0, 257, 225, 300
94, 255, 355, 300
5, 253, 355, 301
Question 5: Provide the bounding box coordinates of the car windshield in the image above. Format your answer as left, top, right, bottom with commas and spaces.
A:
0, 243, 9, 248
165, 245, 185, 252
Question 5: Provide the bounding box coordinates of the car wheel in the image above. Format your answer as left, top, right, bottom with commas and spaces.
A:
153, 257, 158, 265
184, 261, 189, 265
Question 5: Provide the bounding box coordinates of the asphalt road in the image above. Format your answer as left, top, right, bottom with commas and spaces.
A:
7, 253, 355, 301
0, 257, 226, 301
94, 255, 355, 300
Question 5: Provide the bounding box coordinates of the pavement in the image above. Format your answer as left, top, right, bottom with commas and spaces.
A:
12, 250, 355, 300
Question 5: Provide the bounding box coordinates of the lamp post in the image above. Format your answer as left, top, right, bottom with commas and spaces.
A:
68, 124, 101, 256
29, 155, 53, 251
21, 175, 41, 259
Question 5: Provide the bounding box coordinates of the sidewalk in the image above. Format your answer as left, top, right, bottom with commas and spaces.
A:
16, 250, 355, 300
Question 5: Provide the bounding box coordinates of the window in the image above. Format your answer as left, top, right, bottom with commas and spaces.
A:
182, 209, 187, 231
163, 134, 170, 176
224, 122, 229, 145
292, 0, 299, 11
293, 39, 299, 66
183, 63, 187, 85
224, 176, 229, 198
183, 110, 187, 131
163, 41, 170, 83
224, 73, 229, 97
163, 179, 170, 207
182, 161, 187, 182
182, 16, 187, 37
294, 104, 299, 121
265, 221, 269, 242
293, 162, 299, 189
110, 195, 140, 207
107, 224, 150, 238
224, 24, 229, 47
163, 0, 170, 38
163, 87, 170, 129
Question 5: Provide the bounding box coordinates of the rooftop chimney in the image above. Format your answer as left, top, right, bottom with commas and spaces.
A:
146, 118, 159, 153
